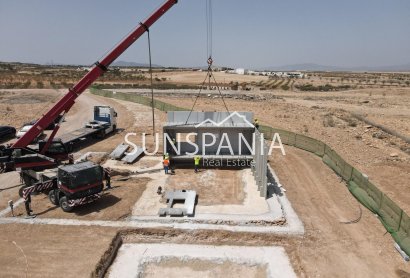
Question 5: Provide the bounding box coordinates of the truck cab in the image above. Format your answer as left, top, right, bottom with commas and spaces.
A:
85, 106, 118, 135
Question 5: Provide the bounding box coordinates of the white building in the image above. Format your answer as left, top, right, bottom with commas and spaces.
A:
234, 68, 247, 75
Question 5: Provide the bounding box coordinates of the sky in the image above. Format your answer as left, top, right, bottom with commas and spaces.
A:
0, 0, 409, 69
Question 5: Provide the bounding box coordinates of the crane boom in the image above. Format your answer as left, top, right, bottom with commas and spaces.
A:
13, 0, 177, 148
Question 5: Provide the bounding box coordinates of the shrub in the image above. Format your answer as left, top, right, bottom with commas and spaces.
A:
323, 114, 335, 127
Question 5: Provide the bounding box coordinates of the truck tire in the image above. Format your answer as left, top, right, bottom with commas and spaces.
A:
59, 196, 73, 212
48, 190, 58, 206
99, 129, 106, 139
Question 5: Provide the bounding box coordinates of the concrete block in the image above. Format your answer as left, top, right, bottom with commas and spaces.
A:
110, 144, 129, 160
121, 147, 145, 164
158, 190, 197, 217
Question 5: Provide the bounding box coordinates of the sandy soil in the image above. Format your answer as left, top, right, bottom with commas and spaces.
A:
270, 146, 410, 277
1, 84, 410, 277
0, 224, 118, 278
0, 89, 62, 129
153, 71, 269, 85
132, 168, 273, 217
165, 169, 245, 205
9, 177, 149, 220
1, 144, 409, 277
0, 171, 21, 211
141, 258, 267, 278
79, 94, 167, 156
156, 91, 410, 214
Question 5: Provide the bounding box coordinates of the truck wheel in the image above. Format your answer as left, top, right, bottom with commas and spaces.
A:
48, 190, 58, 206
98, 129, 106, 139
59, 196, 73, 212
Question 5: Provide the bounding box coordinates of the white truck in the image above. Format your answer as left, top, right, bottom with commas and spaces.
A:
58, 105, 118, 149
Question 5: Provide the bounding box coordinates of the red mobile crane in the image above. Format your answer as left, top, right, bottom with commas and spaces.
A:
0, 0, 178, 212
0, 0, 177, 171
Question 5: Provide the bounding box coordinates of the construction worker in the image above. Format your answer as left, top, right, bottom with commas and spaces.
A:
104, 167, 112, 189
254, 118, 260, 130
194, 155, 201, 173
24, 193, 33, 216
163, 157, 170, 174
68, 154, 74, 164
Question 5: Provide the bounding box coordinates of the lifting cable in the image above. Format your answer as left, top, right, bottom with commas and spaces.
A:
141, 22, 156, 138
206, 0, 213, 60
185, 0, 231, 124
339, 204, 363, 224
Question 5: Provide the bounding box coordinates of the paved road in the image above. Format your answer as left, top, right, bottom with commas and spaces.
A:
58, 89, 111, 135
1, 89, 110, 145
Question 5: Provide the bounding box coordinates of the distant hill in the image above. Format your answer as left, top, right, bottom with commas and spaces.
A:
261, 63, 410, 72
111, 60, 162, 68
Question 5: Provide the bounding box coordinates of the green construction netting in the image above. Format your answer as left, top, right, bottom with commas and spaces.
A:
271, 128, 296, 146
394, 212, 410, 256
348, 181, 379, 213
323, 146, 353, 181
295, 134, 325, 156
90, 88, 186, 112
380, 194, 403, 232
91, 87, 410, 257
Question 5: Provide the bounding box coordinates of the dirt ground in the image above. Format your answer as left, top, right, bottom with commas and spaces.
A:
0, 171, 21, 211
153, 70, 269, 85
9, 177, 149, 221
0, 224, 118, 278
141, 258, 267, 278
164, 169, 245, 205
1, 84, 410, 277
120, 146, 410, 277
0, 89, 62, 129
0, 148, 409, 277
270, 146, 410, 277
156, 89, 410, 214
0, 89, 140, 149
79, 95, 167, 156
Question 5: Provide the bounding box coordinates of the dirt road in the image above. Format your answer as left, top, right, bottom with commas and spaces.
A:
270, 146, 410, 277
59, 89, 113, 134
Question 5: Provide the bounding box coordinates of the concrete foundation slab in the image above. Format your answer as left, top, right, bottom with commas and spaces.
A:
108, 243, 297, 278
